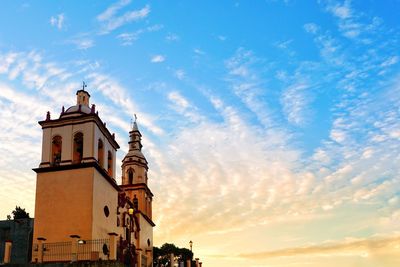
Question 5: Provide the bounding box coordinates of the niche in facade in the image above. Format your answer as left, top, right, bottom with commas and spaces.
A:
51, 136, 62, 165
73, 132, 83, 163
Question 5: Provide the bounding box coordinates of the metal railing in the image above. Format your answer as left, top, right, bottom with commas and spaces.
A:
77, 239, 109, 261
43, 241, 72, 262
31, 243, 38, 263
32, 238, 111, 263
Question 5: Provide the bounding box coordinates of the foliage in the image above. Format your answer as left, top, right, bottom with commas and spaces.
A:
160, 243, 179, 255
154, 243, 194, 265
10, 206, 30, 219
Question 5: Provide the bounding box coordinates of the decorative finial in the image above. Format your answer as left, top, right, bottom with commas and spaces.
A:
82, 81, 87, 90
46, 111, 51, 121
134, 113, 137, 122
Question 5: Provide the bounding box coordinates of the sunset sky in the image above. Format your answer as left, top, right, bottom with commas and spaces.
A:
0, 0, 400, 266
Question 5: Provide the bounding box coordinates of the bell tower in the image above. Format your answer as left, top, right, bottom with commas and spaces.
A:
120, 118, 153, 220
32, 84, 122, 247
120, 118, 155, 265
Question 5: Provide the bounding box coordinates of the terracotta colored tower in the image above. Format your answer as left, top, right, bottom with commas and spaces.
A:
32, 86, 122, 246
120, 119, 155, 265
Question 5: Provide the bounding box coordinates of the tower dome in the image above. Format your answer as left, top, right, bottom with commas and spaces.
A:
60, 83, 96, 118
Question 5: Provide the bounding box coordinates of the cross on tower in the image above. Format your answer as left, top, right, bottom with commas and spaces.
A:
82, 81, 87, 90
130, 114, 138, 130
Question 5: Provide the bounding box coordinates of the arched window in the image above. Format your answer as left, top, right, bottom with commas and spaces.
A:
107, 151, 113, 176
73, 132, 83, 163
51, 136, 62, 165
98, 139, 104, 167
128, 169, 134, 184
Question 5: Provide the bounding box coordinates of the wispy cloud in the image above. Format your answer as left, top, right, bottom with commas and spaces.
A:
50, 13, 65, 30
281, 82, 312, 126
224, 48, 275, 127
166, 33, 179, 42
238, 236, 400, 259
322, 0, 384, 41
217, 35, 227, 41
75, 39, 94, 50
327, 0, 352, 20
97, 0, 131, 22
66, 34, 95, 50
117, 32, 139, 46
167, 91, 204, 123
97, 1, 150, 34
304, 23, 319, 34
117, 24, 163, 46
174, 69, 185, 80
193, 48, 205, 55
151, 55, 165, 63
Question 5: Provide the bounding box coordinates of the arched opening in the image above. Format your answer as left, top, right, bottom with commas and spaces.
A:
128, 169, 134, 184
73, 132, 83, 163
107, 151, 113, 176
51, 136, 62, 165
98, 139, 104, 167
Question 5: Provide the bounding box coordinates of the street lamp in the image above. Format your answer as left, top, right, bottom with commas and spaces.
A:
128, 207, 134, 246
128, 208, 134, 215
128, 207, 136, 266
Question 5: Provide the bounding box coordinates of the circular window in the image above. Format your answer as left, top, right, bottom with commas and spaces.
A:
104, 206, 110, 217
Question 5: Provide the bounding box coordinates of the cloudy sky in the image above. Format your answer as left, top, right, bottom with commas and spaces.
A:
0, 0, 400, 266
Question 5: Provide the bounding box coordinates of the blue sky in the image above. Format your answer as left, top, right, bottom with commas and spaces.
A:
0, 1, 400, 266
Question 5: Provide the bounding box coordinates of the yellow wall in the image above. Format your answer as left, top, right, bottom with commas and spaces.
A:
91, 170, 122, 239
41, 128, 51, 164
33, 168, 94, 242
33, 167, 122, 243
138, 214, 153, 266
94, 126, 116, 179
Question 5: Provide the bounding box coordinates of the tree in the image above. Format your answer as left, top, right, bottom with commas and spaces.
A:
154, 243, 193, 267
10, 206, 30, 219
160, 243, 179, 255
178, 248, 193, 261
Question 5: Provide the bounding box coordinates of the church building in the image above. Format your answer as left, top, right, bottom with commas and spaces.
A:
31, 86, 154, 266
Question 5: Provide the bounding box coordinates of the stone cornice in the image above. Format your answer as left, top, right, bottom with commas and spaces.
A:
119, 183, 154, 197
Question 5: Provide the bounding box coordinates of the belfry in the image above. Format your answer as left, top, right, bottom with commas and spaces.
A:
120, 118, 153, 221
31, 85, 154, 266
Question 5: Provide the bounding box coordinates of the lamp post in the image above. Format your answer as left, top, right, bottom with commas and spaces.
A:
188, 240, 193, 267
